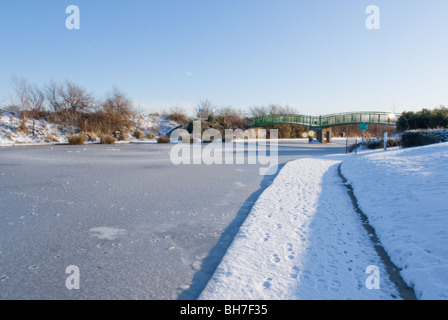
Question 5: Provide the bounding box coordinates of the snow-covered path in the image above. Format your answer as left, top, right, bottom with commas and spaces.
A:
200, 157, 400, 300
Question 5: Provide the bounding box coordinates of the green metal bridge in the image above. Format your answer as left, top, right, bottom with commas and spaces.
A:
251, 111, 397, 128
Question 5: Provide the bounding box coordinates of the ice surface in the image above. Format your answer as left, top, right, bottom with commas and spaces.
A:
0, 142, 347, 299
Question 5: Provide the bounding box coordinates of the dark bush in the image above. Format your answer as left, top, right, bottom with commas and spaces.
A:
397, 106, 448, 132
157, 136, 171, 143
348, 137, 400, 152
401, 130, 448, 148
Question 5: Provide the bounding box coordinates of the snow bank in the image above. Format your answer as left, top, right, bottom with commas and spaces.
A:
131, 113, 179, 137
341, 143, 448, 300
0, 110, 72, 145
0, 110, 180, 146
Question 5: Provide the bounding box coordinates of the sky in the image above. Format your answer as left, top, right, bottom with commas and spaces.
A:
1, 0, 448, 116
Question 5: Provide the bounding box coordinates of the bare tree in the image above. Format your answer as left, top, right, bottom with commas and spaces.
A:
96, 87, 136, 133
167, 105, 187, 116
45, 80, 67, 112
217, 106, 247, 129
249, 106, 268, 117
268, 104, 296, 115
101, 87, 135, 118
164, 106, 189, 125
61, 80, 95, 113
28, 84, 46, 112
250, 104, 297, 117
11, 76, 31, 115
196, 99, 214, 119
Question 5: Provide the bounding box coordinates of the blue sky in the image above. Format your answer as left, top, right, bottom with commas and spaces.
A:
1, 0, 447, 115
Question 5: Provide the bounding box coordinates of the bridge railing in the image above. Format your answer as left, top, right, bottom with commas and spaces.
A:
320, 112, 396, 127
252, 114, 318, 127
251, 111, 397, 128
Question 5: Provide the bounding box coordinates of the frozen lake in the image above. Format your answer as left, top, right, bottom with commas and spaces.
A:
0, 142, 345, 300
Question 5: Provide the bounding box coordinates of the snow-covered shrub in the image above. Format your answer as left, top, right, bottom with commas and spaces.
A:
146, 132, 156, 140
45, 134, 60, 143
366, 138, 400, 149
401, 129, 448, 148
18, 120, 29, 134
348, 137, 400, 153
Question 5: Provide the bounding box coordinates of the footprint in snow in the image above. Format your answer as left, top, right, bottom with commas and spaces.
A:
301, 272, 315, 287
285, 243, 295, 260
263, 277, 273, 289
330, 280, 342, 292
263, 233, 270, 242
317, 279, 328, 291
289, 266, 300, 279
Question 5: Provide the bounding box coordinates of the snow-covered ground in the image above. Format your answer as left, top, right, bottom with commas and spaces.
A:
131, 113, 180, 138
0, 110, 179, 146
2, 109, 446, 300
341, 143, 448, 300
200, 143, 448, 300
0, 111, 71, 145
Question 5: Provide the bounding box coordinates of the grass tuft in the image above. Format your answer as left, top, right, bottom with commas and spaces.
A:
100, 135, 116, 144
68, 134, 86, 145
157, 136, 171, 143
